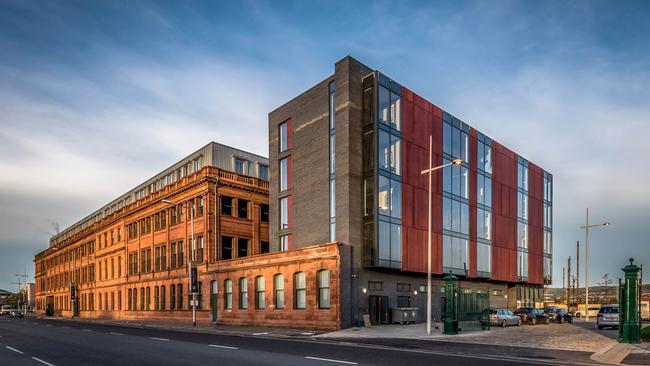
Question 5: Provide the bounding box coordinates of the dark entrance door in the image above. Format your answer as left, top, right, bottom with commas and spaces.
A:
368, 295, 389, 325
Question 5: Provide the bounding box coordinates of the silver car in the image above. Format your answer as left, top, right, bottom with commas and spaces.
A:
488, 308, 522, 327
596, 304, 619, 329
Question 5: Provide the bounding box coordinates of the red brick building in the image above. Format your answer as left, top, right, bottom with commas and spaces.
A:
34, 143, 343, 330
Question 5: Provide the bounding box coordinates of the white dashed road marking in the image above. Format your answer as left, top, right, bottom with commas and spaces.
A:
252, 332, 269, 336
209, 344, 238, 350
82, 329, 92, 332
109, 332, 123, 336
149, 337, 169, 341
32, 357, 56, 366
5, 346, 24, 354
305, 356, 358, 365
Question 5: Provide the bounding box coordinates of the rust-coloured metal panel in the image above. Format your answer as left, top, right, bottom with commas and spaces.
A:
491, 141, 518, 282
527, 163, 545, 285
400, 87, 444, 274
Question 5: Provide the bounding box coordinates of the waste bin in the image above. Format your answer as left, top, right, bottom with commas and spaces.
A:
391, 308, 409, 324
391, 308, 419, 324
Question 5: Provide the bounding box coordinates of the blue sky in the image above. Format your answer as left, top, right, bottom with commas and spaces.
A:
1, 0, 649, 291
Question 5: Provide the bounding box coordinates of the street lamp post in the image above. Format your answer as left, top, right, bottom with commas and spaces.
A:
579, 207, 610, 321
420, 134, 462, 336
162, 198, 196, 326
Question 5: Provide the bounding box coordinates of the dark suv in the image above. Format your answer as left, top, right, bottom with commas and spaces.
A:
514, 308, 550, 325
544, 306, 573, 323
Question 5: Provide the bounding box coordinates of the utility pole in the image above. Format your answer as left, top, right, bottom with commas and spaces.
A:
566, 256, 573, 309
576, 241, 580, 304
563, 266, 566, 304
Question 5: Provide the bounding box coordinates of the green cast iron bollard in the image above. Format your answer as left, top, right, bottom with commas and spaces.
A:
443, 272, 458, 335
621, 258, 641, 344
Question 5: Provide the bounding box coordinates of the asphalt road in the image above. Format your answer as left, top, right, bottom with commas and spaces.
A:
0, 316, 599, 366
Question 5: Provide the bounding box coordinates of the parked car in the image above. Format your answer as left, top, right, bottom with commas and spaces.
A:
8, 309, 23, 318
597, 304, 619, 330
487, 308, 522, 327
544, 306, 573, 323
0, 305, 14, 315
574, 306, 601, 318
514, 308, 550, 325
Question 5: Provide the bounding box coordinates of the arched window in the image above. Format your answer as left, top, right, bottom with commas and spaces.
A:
239, 277, 248, 309
133, 288, 137, 311
170, 285, 176, 310
273, 274, 284, 309
128, 289, 132, 311
255, 276, 265, 309
294, 272, 306, 309
317, 270, 330, 309
140, 288, 145, 310
177, 283, 183, 309
146, 287, 151, 310
161, 286, 166, 311
224, 279, 232, 309
154, 286, 160, 310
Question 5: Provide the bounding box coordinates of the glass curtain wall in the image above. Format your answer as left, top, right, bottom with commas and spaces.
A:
362, 72, 402, 269
517, 157, 529, 281
376, 74, 402, 269
543, 172, 553, 284
442, 113, 470, 275
476, 133, 492, 277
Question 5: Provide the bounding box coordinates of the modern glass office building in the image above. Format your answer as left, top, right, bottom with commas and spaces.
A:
269, 56, 552, 326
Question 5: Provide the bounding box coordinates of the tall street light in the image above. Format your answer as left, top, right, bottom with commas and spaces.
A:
420, 134, 462, 336
162, 198, 197, 326
579, 207, 610, 321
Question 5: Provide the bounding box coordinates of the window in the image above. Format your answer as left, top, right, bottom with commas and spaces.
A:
224, 279, 233, 309
146, 287, 151, 310
221, 197, 233, 216
378, 129, 401, 175
128, 289, 132, 311
260, 204, 269, 222
171, 243, 177, 269
197, 197, 204, 216
397, 296, 411, 308
317, 270, 330, 309
442, 234, 469, 274
177, 241, 184, 268
368, 281, 383, 291
154, 286, 159, 310
239, 278, 248, 309
170, 285, 176, 310
279, 197, 289, 229
258, 164, 269, 180
160, 286, 165, 310
155, 247, 161, 272
260, 241, 269, 254
255, 276, 265, 309
237, 238, 248, 258
377, 175, 400, 218
161, 245, 166, 270
140, 288, 145, 310
273, 274, 284, 309
377, 221, 401, 269
279, 235, 289, 251
177, 284, 183, 309
279, 158, 289, 191
279, 121, 288, 152
221, 236, 233, 260
235, 157, 247, 175
294, 272, 306, 309
196, 237, 204, 263
238, 199, 248, 219
193, 157, 202, 172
